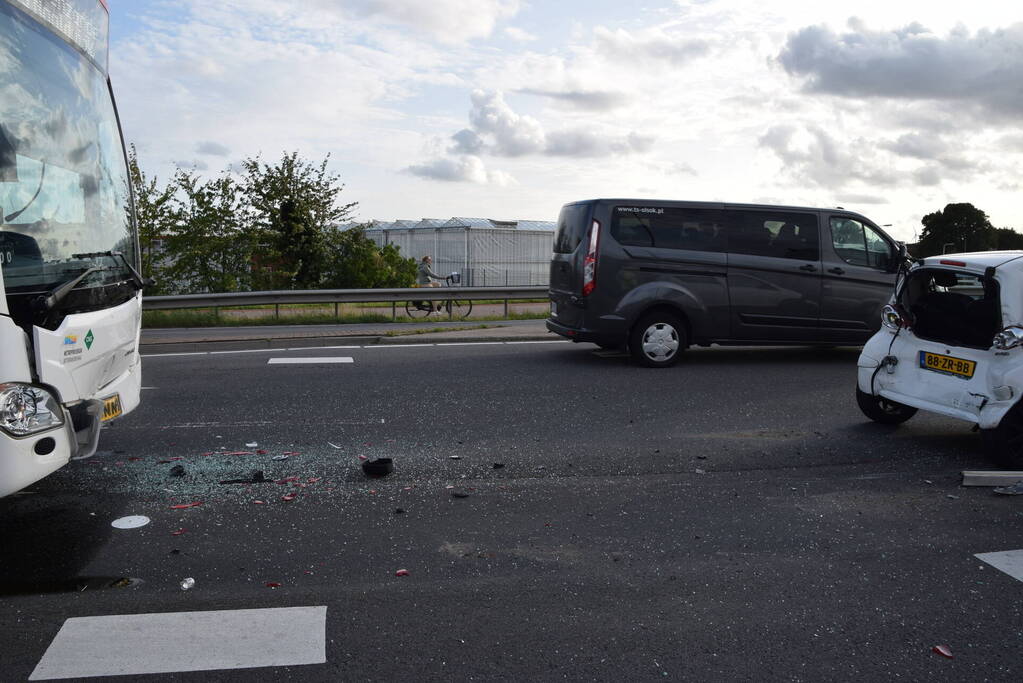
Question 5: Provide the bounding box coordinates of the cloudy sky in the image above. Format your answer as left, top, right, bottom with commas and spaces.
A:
111, 0, 1023, 241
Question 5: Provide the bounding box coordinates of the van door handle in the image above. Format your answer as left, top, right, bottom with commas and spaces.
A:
798, 264, 817, 272
828, 267, 845, 275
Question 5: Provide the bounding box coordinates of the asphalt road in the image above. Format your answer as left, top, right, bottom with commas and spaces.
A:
2, 339, 1021, 681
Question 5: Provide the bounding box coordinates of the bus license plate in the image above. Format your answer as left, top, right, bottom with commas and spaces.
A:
101, 394, 123, 422
919, 351, 976, 379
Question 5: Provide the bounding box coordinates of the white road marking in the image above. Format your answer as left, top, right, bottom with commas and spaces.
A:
975, 549, 1023, 582
142, 339, 570, 358
267, 357, 354, 365
30, 606, 326, 680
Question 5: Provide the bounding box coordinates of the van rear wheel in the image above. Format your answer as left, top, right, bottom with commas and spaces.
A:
982, 401, 1023, 469
855, 386, 917, 425
629, 313, 686, 368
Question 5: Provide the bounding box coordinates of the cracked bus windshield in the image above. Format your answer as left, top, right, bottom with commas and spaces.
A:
0, 0, 134, 303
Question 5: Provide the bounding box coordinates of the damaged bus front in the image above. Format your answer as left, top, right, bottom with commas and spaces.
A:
0, 0, 143, 496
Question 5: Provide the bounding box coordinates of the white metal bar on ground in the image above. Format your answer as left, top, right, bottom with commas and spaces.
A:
975, 549, 1023, 582
435, 341, 506, 346
267, 357, 354, 365
505, 340, 569, 344
30, 606, 326, 680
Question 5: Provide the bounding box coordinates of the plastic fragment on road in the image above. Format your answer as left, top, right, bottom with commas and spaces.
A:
265, 582, 281, 588
282, 451, 301, 456
272, 455, 289, 461
257, 449, 267, 454
170, 502, 202, 510
358, 455, 368, 461
307, 477, 322, 483
128, 457, 142, 462
327, 442, 342, 449
246, 442, 258, 448
253, 500, 266, 504
451, 490, 471, 499
111, 515, 150, 529
394, 569, 409, 577
282, 493, 297, 502
449, 455, 462, 460
993, 480, 1023, 495
180, 577, 195, 590
932, 645, 953, 659
492, 463, 505, 469
171, 528, 187, 536
362, 458, 394, 477
169, 464, 186, 477
276, 476, 299, 484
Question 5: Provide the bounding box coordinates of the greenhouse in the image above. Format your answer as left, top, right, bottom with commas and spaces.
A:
362, 217, 556, 287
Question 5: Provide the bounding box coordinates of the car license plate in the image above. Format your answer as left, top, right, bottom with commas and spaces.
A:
919, 351, 976, 379
101, 394, 123, 422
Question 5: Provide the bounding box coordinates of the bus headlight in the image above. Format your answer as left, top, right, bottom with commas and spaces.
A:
0, 383, 64, 437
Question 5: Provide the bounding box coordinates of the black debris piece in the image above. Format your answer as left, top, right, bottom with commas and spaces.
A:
362, 458, 394, 478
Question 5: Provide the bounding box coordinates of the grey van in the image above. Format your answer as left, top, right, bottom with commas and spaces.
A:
546, 199, 901, 367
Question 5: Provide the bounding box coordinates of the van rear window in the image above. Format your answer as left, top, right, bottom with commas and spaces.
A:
611, 206, 725, 252
553, 203, 590, 254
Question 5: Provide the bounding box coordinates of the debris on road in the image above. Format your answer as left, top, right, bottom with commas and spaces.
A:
362, 458, 394, 477
449, 455, 462, 460
281, 492, 298, 502
158, 457, 184, 463
171, 528, 187, 536
327, 442, 342, 449
932, 644, 954, 659
395, 569, 409, 577
395, 508, 405, 514
961, 470, 1023, 487
219, 470, 267, 485
994, 481, 1023, 495
266, 582, 281, 589
492, 463, 505, 469
272, 454, 289, 461
246, 442, 258, 448
168, 464, 186, 477
275, 476, 299, 484
180, 577, 195, 590
253, 500, 266, 505
450, 490, 471, 499
111, 515, 150, 529
170, 502, 202, 510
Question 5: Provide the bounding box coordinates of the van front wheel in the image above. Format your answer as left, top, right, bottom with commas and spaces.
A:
629, 313, 686, 368
855, 386, 917, 425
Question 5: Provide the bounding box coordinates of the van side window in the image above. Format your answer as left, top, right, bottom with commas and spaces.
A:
610, 206, 724, 252
830, 218, 892, 269
725, 211, 819, 260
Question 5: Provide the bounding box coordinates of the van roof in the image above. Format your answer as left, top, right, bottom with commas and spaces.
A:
566, 198, 872, 217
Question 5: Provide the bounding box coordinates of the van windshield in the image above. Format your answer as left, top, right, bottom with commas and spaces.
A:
553, 203, 590, 254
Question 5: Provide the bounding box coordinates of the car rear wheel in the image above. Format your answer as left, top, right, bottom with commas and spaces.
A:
982, 401, 1023, 469
629, 312, 686, 368
855, 386, 917, 424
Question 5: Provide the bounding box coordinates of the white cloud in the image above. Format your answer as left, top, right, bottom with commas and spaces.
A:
406, 155, 515, 185
195, 141, 230, 156
336, 0, 521, 43
504, 26, 537, 42
592, 26, 711, 66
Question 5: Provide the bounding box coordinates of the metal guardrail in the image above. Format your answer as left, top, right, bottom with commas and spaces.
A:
143, 286, 549, 311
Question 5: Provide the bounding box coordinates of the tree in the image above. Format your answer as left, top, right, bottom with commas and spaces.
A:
127, 144, 176, 294
320, 225, 417, 289
164, 170, 255, 293
917, 203, 995, 256
992, 227, 1023, 251
240, 151, 357, 289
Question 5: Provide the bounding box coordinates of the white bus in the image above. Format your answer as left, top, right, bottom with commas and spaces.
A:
0, 0, 143, 496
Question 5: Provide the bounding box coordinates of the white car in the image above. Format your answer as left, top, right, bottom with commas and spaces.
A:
856, 250, 1023, 467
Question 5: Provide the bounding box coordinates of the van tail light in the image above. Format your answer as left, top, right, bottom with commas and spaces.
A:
881, 304, 913, 331
993, 326, 1023, 350
581, 219, 600, 297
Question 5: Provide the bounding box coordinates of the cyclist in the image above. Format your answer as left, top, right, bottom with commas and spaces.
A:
416, 255, 445, 312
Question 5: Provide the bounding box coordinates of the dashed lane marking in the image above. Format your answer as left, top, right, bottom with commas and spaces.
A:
267, 357, 354, 365
30, 606, 326, 680
975, 549, 1023, 582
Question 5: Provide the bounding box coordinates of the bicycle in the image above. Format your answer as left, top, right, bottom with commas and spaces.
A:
405, 273, 473, 320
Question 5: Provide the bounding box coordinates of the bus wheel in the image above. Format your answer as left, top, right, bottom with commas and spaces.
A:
629, 312, 685, 368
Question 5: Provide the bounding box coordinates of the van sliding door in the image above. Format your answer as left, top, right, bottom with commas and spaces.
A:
724, 209, 822, 341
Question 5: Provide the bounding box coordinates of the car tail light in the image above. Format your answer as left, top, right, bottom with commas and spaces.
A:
581, 219, 600, 297
879, 304, 912, 331
939, 260, 966, 267
993, 326, 1023, 350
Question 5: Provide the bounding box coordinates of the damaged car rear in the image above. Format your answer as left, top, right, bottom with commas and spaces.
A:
856, 251, 1023, 467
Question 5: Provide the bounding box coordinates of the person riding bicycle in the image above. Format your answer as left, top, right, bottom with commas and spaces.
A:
416, 255, 445, 312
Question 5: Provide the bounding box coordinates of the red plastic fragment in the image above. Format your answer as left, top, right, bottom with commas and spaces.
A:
275, 476, 299, 484
282, 451, 300, 456
358, 455, 368, 461
307, 477, 321, 483
932, 645, 954, 659
368, 490, 377, 494
128, 457, 142, 462
265, 582, 281, 588
281, 493, 297, 502
304, 570, 314, 575
170, 502, 202, 509
253, 500, 266, 505
395, 569, 409, 577
171, 528, 187, 536
256, 449, 267, 454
